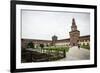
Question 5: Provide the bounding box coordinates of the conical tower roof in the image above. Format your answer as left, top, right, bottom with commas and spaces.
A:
72, 18, 76, 26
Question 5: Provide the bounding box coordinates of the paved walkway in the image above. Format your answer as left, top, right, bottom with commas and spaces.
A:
26, 48, 41, 53
61, 46, 90, 61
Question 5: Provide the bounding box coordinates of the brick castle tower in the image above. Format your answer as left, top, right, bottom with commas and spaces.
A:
69, 18, 80, 46
52, 35, 58, 46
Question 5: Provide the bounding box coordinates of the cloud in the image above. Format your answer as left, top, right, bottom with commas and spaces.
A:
22, 10, 90, 40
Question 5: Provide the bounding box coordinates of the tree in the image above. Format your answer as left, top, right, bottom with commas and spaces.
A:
46, 44, 49, 47
27, 42, 34, 48
83, 43, 85, 46
39, 44, 44, 53
40, 44, 44, 49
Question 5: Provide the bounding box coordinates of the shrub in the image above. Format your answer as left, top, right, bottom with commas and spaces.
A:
27, 42, 34, 48
40, 44, 44, 49
81, 44, 90, 50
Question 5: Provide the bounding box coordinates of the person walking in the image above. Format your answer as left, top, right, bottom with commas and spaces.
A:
78, 44, 80, 49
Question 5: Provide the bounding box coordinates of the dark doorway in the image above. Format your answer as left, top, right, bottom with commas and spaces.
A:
73, 43, 75, 46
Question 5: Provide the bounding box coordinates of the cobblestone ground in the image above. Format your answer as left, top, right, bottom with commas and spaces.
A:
60, 46, 90, 61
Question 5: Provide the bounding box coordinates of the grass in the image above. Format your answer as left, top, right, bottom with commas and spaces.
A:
43, 46, 69, 52
81, 45, 90, 50
42, 46, 69, 61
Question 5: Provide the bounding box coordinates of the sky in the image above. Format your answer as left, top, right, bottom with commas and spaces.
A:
21, 10, 90, 40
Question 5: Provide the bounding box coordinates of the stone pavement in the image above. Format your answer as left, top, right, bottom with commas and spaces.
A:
61, 46, 90, 61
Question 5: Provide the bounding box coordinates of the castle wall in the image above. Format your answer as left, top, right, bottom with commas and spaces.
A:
21, 35, 90, 49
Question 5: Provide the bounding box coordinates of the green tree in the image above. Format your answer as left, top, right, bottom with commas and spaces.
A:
27, 42, 34, 48
40, 44, 44, 53
83, 43, 85, 46
40, 44, 44, 49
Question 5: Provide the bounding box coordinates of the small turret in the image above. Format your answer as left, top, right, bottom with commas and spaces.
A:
52, 35, 58, 46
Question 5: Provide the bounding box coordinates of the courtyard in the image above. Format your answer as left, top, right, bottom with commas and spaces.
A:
60, 46, 90, 61
21, 45, 90, 63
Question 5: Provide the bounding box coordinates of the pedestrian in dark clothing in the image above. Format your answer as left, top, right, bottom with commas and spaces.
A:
78, 44, 80, 49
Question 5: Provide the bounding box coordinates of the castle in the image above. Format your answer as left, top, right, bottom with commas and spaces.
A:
21, 18, 90, 49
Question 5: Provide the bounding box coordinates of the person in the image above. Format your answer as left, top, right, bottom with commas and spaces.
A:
78, 44, 80, 49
